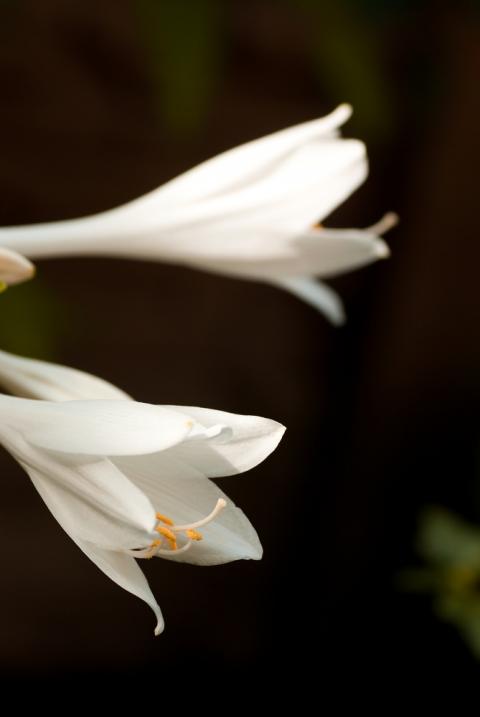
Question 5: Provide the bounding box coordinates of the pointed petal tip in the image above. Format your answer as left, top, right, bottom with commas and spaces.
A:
154, 612, 165, 635
0, 248, 36, 286
252, 544, 263, 561
374, 240, 391, 259
154, 621, 164, 637
331, 311, 347, 327
336, 102, 353, 120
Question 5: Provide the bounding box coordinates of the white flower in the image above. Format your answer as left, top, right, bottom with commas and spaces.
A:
0, 247, 35, 289
0, 104, 396, 324
0, 351, 284, 634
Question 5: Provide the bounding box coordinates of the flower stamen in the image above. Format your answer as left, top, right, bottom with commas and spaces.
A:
126, 499, 227, 559
170, 498, 227, 532
186, 529, 202, 541
156, 526, 178, 550
366, 212, 399, 235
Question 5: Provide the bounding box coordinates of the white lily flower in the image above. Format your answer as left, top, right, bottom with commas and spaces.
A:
0, 350, 284, 635
0, 247, 35, 290
0, 104, 395, 324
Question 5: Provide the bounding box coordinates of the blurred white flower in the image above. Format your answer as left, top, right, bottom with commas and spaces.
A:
0, 353, 284, 634
0, 247, 35, 289
0, 104, 395, 323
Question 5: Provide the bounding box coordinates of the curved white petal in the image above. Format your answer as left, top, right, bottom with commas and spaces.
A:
293, 228, 390, 278
163, 407, 285, 477
272, 277, 346, 325
240, 226, 388, 280
115, 103, 354, 210
75, 540, 164, 635
0, 397, 193, 456
189, 223, 385, 282
16, 452, 156, 550
0, 349, 130, 401
114, 453, 262, 565
0, 247, 35, 285
24, 462, 162, 634
120, 139, 367, 267
125, 139, 367, 241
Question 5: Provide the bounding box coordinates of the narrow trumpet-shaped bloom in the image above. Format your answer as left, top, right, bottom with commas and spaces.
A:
0, 350, 284, 634
0, 104, 395, 323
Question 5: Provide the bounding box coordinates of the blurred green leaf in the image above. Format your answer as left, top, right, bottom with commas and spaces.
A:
0, 279, 62, 359
418, 507, 480, 568
134, 0, 224, 134
404, 507, 480, 659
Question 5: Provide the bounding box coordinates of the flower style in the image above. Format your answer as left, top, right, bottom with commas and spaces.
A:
0, 247, 35, 290
0, 104, 395, 323
0, 350, 284, 634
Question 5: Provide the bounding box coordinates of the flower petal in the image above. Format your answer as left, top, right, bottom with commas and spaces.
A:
118, 104, 353, 210
0, 349, 130, 401
293, 227, 390, 278
17, 453, 156, 550
114, 453, 262, 565
23, 463, 162, 634
110, 139, 367, 263
217, 226, 388, 280
271, 277, 346, 324
0, 247, 35, 285
0, 106, 361, 261
162, 407, 285, 477
73, 540, 164, 635
0, 397, 193, 455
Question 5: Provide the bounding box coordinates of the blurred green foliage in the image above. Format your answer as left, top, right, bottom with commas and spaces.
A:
133, 0, 396, 139
402, 508, 480, 658
134, 0, 224, 133
0, 279, 63, 360
132, 0, 479, 140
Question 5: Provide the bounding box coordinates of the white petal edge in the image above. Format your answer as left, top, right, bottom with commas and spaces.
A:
75, 540, 164, 635
114, 104, 354, 210
26, 464, 163, 634
164, 407, 286, 477
272, 277, 346, 325
14, 453, 156, 549
0, 397, 194, 456
0, 349, 130, 401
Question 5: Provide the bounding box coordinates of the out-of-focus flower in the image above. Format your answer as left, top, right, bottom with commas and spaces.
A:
0, 356, 284, 634
0, 104, 395, 324
0, 247, 35, 290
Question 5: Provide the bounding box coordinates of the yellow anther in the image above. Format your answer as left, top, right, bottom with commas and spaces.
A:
156, 526, 178, 550
186, 529, 203, 541
156, 513, 174, 526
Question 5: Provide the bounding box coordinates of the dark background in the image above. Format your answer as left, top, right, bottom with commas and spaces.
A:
0, 0, 478, 695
